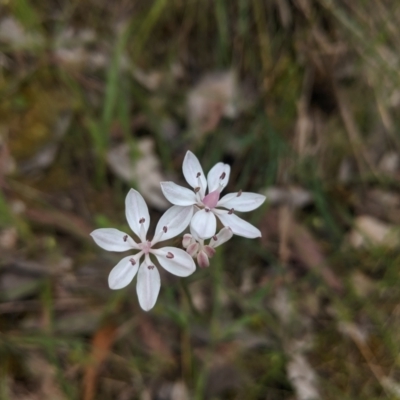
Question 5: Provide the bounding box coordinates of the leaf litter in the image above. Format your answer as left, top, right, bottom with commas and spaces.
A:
2, 1, 400, 399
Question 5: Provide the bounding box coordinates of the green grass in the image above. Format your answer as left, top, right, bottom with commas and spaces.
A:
2, 0, 400, 399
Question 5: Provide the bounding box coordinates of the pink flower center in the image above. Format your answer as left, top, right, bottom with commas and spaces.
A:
139, 241, 152, 254
202, 189, 220, 209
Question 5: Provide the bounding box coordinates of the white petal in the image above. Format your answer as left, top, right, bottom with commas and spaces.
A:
108, 255, 140, 289
152, 247, 196, 277
182, 151, 207, 191
136, 262, 161, 311
125, 189, 150, 239
190, 209, 216, 239
154, 205, 193, 242
207, 162, 230, 192
217, 192, 266, 212
210, 226, 233, 248
215, 212, 261, 238
160, 182, 197, 206
90, 228, 138, 251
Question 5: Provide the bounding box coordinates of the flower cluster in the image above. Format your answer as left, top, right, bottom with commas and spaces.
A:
91, 151, 265, 311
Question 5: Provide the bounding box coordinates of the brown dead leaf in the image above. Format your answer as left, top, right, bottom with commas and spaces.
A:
107, 138, 169, 209
264, 186, 313, 209
83, 323, 118, 400
349, 215, 400, 249
287, 352, 320, 400
291, 223, 343, 292
354, 189, 400, 224
25, 353, 66, 400
137, 315, 173, 362
187, 71, 238, 137
25, 207, 92, 241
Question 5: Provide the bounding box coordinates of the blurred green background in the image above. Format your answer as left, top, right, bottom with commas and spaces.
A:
1, 0, 400, 399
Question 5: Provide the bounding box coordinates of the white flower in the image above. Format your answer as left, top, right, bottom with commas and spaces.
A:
90, 189, 196, 311
160, 151, 266, 239
183, 226, 233, 268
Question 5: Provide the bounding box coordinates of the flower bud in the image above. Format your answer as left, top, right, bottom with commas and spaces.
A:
186, 242, 199, 257
197, 250, 210, 268
182, 233, 193, 248
203, 245, 216, 258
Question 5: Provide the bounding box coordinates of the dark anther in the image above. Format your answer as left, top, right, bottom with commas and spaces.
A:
163, 226, 168, 233
166, 252, 174, 259
228, 208, 234, 214
123, 235, 128, 242
220, 172, 226, 180
194, 187, 200, 193
212, 235, 218, 241
196, 172, 201, 178
205, 208, 210, 212
148, 265, 155, 270
129, 258, 136, 265
139, 217, 145, 224
237, 190, 242, 197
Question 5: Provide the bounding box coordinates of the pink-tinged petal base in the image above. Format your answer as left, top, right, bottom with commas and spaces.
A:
215, 211, 261, 238
190, 209, 217, 239
202, 189, 220, 209
152, 247, 196, 277
108, 255, 140, 290
136, 262, 161, 311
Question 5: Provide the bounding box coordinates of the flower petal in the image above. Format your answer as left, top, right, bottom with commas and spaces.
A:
125, 189, 150, 239
190, 209, 217, 239
202, 189, 220, 209
210, 226, 233, 248
182, 151, 207, 192
207, 162, 230, 192
215, 211, 261, 238
152, 247, 196, 277
154, 205, 193, 242
136, 261, 161, 311
108, 255, 140, 290
90, 228, 138, 251
160, 182, 197, 206
217, 192, 266, 212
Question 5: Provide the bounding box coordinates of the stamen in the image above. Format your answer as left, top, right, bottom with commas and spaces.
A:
147, 265, 155, 270
194, 187, 201, 193
220, 172, 226, 180
139, 217, 145, 224
123, 235, 128, 242
237, 190, 242, 197
163, 226, 168, 233
166, 252, 174, 259
228, 208, 234, 214
196, 172, 201, 178
129, 258, 136, 265
212, 235, 218, 241
205, 207, 210, 212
